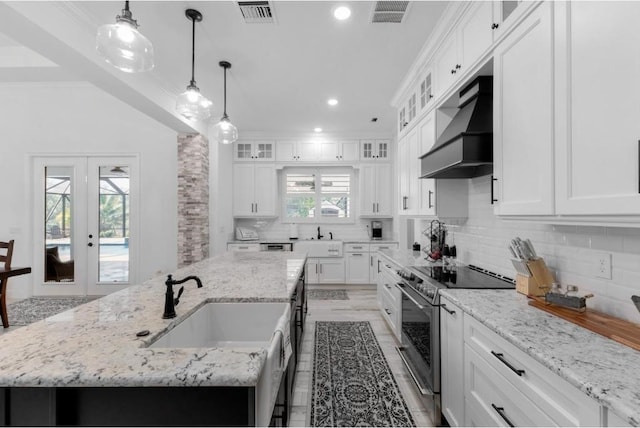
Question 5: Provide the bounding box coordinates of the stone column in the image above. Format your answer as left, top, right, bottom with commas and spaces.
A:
177, 133, 210, 267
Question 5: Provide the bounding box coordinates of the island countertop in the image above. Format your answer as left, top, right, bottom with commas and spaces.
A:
0, 251, 307, 388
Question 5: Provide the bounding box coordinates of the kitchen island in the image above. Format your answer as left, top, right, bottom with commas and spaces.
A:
0, 251, 307, 426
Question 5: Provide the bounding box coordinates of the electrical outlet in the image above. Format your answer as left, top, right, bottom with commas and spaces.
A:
595, 252, 612, 279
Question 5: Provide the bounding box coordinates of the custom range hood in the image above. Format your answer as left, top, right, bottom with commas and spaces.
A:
420, 76, 493, 179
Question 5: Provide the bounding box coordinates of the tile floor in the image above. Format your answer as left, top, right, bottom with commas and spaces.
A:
289, 284, 436, 427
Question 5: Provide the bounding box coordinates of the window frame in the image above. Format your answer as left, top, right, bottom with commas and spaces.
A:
281, 167, 355, 224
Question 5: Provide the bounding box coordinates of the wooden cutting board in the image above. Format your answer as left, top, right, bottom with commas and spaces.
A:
528, 297, 640, 352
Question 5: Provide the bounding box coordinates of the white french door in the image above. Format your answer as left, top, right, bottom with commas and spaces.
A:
32, 155, 139, 296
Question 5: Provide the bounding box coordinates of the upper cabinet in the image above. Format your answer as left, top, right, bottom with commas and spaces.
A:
232, 163, 277, 217
233, 140, 275, 162
493, 1, 555, 216
361, 140, 390, 161
275, 141, 318, 162
554, 1, 640, 215
360, 163, 393, 217
318, 140, 359, 162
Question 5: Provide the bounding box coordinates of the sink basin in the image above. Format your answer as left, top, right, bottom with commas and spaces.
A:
149, 302, 289, 348
294, 240, 343, 257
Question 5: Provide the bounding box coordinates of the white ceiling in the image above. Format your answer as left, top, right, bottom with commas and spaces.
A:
0, 1, 448, 137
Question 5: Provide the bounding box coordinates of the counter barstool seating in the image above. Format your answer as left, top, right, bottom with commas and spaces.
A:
0, 240, 15, 328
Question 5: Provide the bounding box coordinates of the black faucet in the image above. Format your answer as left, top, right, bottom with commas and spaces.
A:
329, 232, 333, 240
317, 226, 324, 240
162, 274, 203, 319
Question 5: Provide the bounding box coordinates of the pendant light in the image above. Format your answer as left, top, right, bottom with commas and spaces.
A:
213, 61, 238, 145
175, 9, 212, 121
96, 1, 154, 73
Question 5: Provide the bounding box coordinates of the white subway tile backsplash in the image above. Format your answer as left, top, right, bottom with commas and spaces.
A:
452, 177, 640, 323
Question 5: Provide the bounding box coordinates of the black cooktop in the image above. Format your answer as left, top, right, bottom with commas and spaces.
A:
410, 264, 515, 290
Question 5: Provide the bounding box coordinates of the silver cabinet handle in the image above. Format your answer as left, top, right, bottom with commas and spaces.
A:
352, 253, 363, 256
428, 190, 434, 208
370, 255, 373, 267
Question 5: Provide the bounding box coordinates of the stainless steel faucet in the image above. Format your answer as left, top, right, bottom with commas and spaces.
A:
162, 274, 203, 319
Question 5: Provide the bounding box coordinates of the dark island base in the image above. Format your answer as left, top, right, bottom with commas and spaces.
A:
1, 386, 256, 426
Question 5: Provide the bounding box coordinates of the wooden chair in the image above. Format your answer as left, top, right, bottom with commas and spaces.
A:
0, 241, 15, 328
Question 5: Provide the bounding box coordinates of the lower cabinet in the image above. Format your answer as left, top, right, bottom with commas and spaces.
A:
227, 243, 260, 251
441, 298, 602, 427
345, 243, 399, 285
377, 265, 401, 341
440, 296, 464, 427
305, 258, 345, 284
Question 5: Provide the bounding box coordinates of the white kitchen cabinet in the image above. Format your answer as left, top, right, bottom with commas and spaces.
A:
226, 243, 260, 252
369, 243, 398, 283
398, 128, 418, 214
440, 297, 464, 427
233, 140, 275, 161
232, 163, 277, 217
360, 163, 392, 217
318, 140, 359, 162
492, 1, 555, 215
419, 69, 435, 112
361, 140, 390, 161
377, 265, 401, 341
275, 141, 319, 162
464, 314, 600, 427
435, 2, 494, 98
554, 1, 640, 215
345, 250, 370, 284
306, 258, 345, 284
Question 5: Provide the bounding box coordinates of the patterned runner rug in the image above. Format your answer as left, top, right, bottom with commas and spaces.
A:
7, 296, 97, 327
310, 321, 415, 427
307, 289, 349, 300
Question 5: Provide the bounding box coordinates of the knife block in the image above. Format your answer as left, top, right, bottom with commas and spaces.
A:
515, 258, 555, 297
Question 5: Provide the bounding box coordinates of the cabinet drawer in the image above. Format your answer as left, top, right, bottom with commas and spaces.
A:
370, 243, 398, 252
465, 345, 556, 427
345, 243, 370, 252
227, 243, 260, 251
464, 316, 599, 426
380, 289, 399, 335
378, 274, 400, 307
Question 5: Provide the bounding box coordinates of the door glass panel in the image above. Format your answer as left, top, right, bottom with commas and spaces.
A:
44, 167, 75, 283
502, 1, 519, 22
98, 166, 130, 283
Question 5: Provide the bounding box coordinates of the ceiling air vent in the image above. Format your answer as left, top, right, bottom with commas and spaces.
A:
371, 1, 410, 23
237, 1, 275, 24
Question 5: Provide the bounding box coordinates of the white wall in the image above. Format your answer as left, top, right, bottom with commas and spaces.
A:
425, 175, 640, 324
0, 82, 178, 298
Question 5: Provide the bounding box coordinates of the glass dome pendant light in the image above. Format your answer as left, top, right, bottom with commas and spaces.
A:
96, 1, 154, 73
175, 9, 212, 121
213, 61, 238, 145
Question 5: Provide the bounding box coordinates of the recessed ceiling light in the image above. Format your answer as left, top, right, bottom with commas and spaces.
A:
314, 127, 323, 133
327, 98, 339, 106
333, 6, 351, 20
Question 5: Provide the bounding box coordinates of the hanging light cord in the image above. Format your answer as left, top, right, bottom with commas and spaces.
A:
222, 66, 228, 117
190, 15, 196, 86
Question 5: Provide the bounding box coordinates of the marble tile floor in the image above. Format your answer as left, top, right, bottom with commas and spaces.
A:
289, 284, 436, 427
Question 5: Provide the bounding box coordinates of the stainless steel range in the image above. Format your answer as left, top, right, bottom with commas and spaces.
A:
392, 261, 514, 426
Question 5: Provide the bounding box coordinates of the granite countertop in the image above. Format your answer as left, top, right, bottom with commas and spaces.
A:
227, 239, 399, 245
0, 251, 306, 388
380, 248, 640, 426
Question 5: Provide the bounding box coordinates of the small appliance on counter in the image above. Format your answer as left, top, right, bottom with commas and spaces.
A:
235, 227, 259, 241
289, 223, 299, 240
371, 221, 382, 240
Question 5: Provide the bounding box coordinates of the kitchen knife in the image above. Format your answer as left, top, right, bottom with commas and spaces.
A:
511, 259, 531, 276
525, 239, 538, 259
632, 295, 640, 314
508, 244, 518, 259
516, 237, 533, 260
511, 239, 524, 260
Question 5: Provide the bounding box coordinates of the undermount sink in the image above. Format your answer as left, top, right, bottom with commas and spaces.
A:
149, 302, 289, 348
294, 240, 343, 257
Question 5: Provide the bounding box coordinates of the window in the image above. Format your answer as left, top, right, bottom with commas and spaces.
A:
283, 168, 353, 222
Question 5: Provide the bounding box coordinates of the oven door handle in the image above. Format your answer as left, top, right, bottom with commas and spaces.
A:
395, 283, 425, 310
